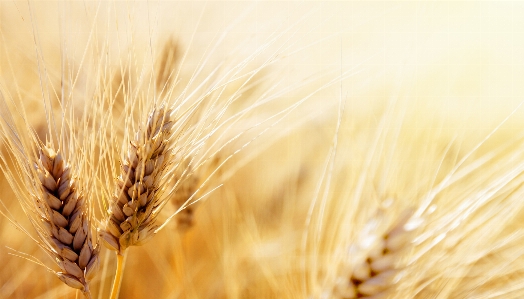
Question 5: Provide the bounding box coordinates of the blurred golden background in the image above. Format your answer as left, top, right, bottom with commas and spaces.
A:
2, 2, 524, 299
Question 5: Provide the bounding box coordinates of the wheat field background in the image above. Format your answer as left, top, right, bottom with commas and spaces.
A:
1, 2, 524, 299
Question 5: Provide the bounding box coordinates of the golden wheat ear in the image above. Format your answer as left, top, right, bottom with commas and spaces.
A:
331, 208, 417, 299
99, 106, 175, 254
35, 145, 100, 298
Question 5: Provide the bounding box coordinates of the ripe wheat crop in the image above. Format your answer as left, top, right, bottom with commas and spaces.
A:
2, 2, 524, 299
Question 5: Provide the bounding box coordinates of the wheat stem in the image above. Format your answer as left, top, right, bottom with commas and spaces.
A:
109, 253, 125, 299
83, 290, 92, 299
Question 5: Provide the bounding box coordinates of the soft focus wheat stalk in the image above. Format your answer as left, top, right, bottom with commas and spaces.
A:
302, 99, 524, 299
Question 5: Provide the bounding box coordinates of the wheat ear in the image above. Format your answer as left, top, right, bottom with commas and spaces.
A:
36, 145, 100, 298
332, 209, 416, 299
99, 106, 174, 253
98, 106, 174, 298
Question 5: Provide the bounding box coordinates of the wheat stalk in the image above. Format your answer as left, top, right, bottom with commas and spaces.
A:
97, 106, 174, 298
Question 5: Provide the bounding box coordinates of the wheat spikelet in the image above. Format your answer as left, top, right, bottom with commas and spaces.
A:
34, 145, 100, 297
99, 106, 174, 254
171, 165, 200, 230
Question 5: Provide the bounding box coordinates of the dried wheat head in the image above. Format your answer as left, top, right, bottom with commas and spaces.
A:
99, 106, 174, 254
35, 145, 99, 297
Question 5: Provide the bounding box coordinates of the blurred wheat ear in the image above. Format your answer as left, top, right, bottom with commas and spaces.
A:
170, 161, 200, 230
331, 208, 417, 299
